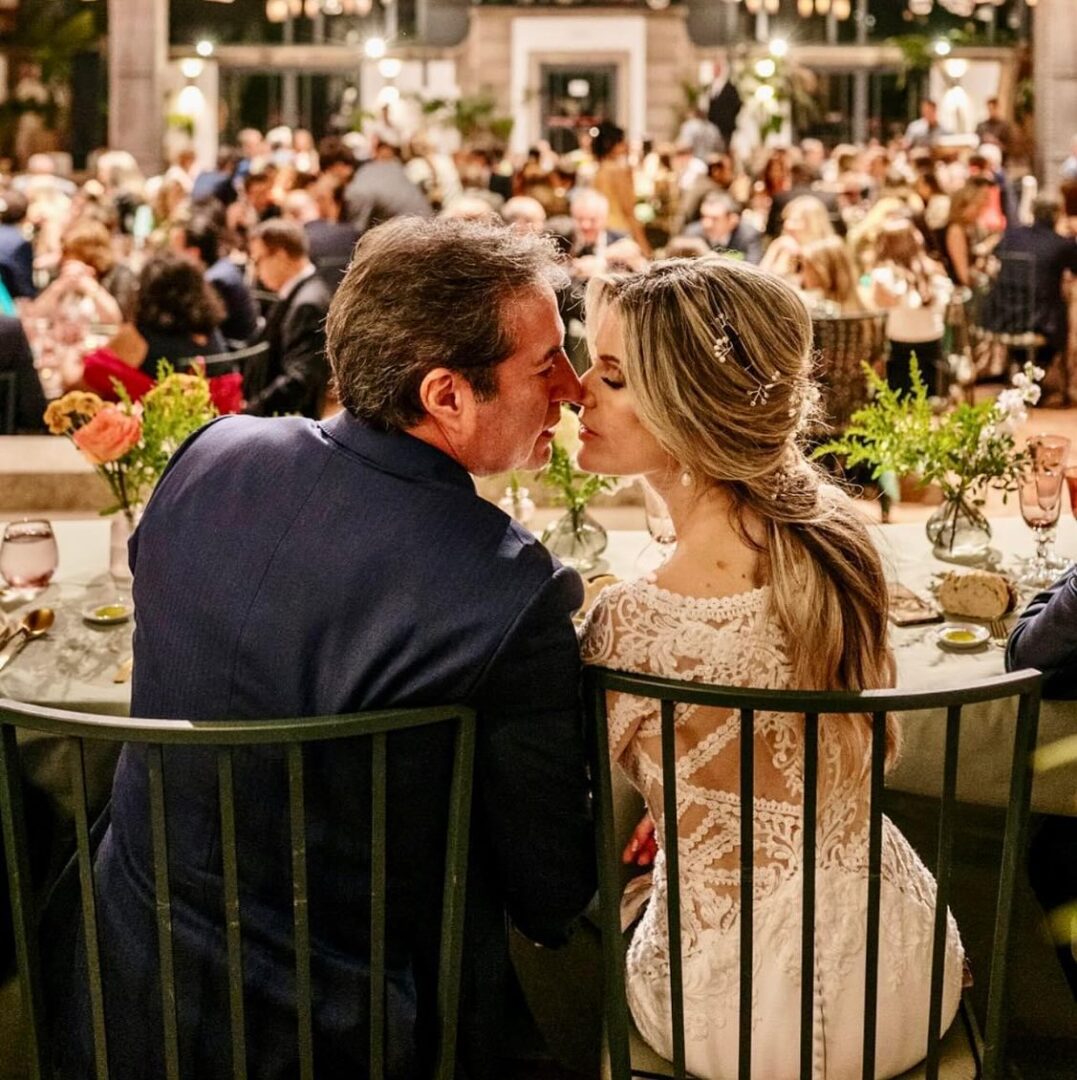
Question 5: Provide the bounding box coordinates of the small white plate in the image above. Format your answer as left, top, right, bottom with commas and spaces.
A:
935, 622, 989, 651
83, 602, 133, 626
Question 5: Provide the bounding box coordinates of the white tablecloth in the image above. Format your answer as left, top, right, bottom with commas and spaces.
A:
3, 517, 1075, 815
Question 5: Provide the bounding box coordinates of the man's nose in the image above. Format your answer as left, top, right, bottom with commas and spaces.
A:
550, 353, 583, 404
578, 365, 597, 409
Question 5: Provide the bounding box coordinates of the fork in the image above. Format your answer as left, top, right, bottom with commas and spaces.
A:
989, 618, 1010, 649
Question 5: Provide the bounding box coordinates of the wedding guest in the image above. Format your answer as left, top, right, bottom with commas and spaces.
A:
569, 189, 625, 259
591, 121, 651, 254
60, 217, 594, 1080
245, 218, 332, 418
939, 182, 990, 287
0, 189, 36, 300
759, 193, 834, 278
905, 99, 950, 150
870, 218, 953, 395
682, 191, 763, 264
576, 255, 962, 1078
0, 316, 47, 432
797, 234, 865, 314
343, 133, 432, 233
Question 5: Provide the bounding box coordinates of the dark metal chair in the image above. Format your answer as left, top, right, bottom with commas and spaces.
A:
810, 311, 889, 434
0, 699, 476, 1080
0, 372, 15, 435
586, 668, 1042, 1080
179, 339, 271, 379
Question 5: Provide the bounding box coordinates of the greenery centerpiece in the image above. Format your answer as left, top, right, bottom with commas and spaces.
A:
815, 359, 1043, 563
539, 407, 616, 574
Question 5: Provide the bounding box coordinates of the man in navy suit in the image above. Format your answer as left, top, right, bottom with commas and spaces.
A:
683, 191, 763, 264
0, 190, 36, 300
64, 218, 595, 1079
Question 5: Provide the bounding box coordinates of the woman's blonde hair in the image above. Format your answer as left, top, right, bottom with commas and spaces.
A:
800, 236, 864, 312
875, 217, 940, 306
782, 194, 834, 244
61, 219, 115, 278
586, 257, 898, 769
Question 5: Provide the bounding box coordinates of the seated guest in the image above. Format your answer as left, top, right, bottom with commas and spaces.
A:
661, 235, 710, 260
577, 255, 962, 1078
760, 193, 835, 279
245, 218, 331, 418
1008, 567, 1077, 697
980, 196, 1077, 381
58, 217, 594, 1080
797, 235, 865, 315
344, 134, 433, 233
170, 212, 259, 345
0, 316, 47, 432
682, 191, 763, 263
284, 181, 361, 291
106, 254, 227, 378
569, 189, 625, 258
938, 182, 990, 288
0, 189, 36, 300
502, 195, 547, 236
191, 146, 239, 208
58, 218, 138, 320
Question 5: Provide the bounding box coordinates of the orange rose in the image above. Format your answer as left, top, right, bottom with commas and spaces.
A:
72, 405, 142, 465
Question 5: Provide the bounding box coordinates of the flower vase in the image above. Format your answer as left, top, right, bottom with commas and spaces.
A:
497, 485, 536, 528
925, 494, 992, 564
541, 507, 607, 574
109, 507, 140, 582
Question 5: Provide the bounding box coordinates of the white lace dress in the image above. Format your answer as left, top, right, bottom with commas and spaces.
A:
579, 578, 964, 1080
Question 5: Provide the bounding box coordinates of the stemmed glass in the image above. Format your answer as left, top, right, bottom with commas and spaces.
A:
0, 520, 59, 589
1018, 435, 1070, 589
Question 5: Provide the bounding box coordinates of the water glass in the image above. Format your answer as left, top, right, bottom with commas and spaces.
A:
0, 520, 59, 589
1018, 435, 1070, 588
641, 480, 676, 550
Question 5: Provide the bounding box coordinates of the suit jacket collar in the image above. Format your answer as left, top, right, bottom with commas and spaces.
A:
320, 410, 475, 492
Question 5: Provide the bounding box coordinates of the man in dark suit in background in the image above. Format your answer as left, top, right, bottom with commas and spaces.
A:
245, 218, 332, 417
569, 189, 626, 258
683, 191, 763, 263
63, 218, 594, 1080
0, 316, 46, 432
0, 190, 36, 301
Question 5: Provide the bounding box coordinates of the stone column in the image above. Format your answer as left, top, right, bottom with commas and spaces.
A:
1034, 0, 1077, 190
108, 0, 168, 175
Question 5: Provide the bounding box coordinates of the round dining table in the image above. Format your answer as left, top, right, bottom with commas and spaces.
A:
1, 514, 1075, 816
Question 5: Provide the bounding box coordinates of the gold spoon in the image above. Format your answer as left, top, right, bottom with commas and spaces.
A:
0, 608, 55, 675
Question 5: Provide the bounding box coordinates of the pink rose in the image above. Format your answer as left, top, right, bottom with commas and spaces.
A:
72, 404, 142, 464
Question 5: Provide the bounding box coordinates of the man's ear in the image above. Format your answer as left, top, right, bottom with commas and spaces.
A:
417, 367, 468, 426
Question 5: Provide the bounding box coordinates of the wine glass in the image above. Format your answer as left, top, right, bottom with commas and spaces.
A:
1018, 435, 1070, 588
641, 480, 676, 553
0, 520, 59, 589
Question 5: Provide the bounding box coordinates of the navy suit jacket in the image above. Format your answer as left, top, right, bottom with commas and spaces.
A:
206, 257, 259, 344
1007, 565, 1077, 698
0, 223, 35, 299
65, 413, 595, 1079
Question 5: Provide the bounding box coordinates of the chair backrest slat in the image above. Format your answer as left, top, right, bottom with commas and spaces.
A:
0, 724, 49, 1079
432, 715, 478, 1080
925, 705, 963, 1078
799, 712, 819, 1078
586, 668, 1042, 1080
70, 739, 110, 1080
286, 743, 315, 1080
0, 370, 16, 435
860, 711, 888, 1080
737, 707, 755, 1080
147, 745, 180, 1080
215, 749, 248, 1080
659, 698, 687, 1078
370, 732, 388, 1080
982, 684, 1042, 1080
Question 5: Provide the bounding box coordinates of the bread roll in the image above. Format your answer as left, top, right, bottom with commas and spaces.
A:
937, 570, 1016, 620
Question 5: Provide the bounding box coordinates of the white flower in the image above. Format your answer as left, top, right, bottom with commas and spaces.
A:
553, 405, 582, 459
995, 388, 1026, 417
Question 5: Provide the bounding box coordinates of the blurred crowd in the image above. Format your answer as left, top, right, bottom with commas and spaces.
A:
2, 102, 1076, 434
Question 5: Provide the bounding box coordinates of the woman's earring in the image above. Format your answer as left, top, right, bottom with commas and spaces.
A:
680, 469, 692, 488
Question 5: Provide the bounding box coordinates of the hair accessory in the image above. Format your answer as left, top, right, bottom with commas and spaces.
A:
712, 311, 779, 407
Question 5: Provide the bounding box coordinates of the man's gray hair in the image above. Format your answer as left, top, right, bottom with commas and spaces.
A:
326, 217, 568, 430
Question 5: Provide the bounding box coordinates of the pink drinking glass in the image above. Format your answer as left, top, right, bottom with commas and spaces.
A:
0, 520, 59, 589
1018, 435, 1070, 588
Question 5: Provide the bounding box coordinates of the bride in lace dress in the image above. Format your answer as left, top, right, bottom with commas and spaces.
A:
575, 257, 963, 1079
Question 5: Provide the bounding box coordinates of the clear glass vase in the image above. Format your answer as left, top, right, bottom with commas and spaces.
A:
541, 508, 608, 574
109, 507, 141, 582
925, 494, 992, 564
497, 485, 536, 528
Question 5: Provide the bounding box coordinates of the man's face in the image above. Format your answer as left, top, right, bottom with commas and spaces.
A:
923, 102, 937, 124
247, 179, 273, 213
572, 201, 606, 246
465, 287, 582, 474
249, 238, 292, 293
700, 206, 736, 244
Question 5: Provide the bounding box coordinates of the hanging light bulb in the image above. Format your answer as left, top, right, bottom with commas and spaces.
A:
815, 0, 831, 14
265, 0, 288, 20
833, 0, 851, 18
765, 0, 780, 14
304, 0, 321, 17
798, 0, 813, 14
288, 0, 302, 15
908, 0, 933, 13
745, 0, 763, 13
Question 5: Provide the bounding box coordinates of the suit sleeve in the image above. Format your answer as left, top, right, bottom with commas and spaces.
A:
245, 299, 327, 416
1006, 565, 1077, 697
471, 566, 596, 946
